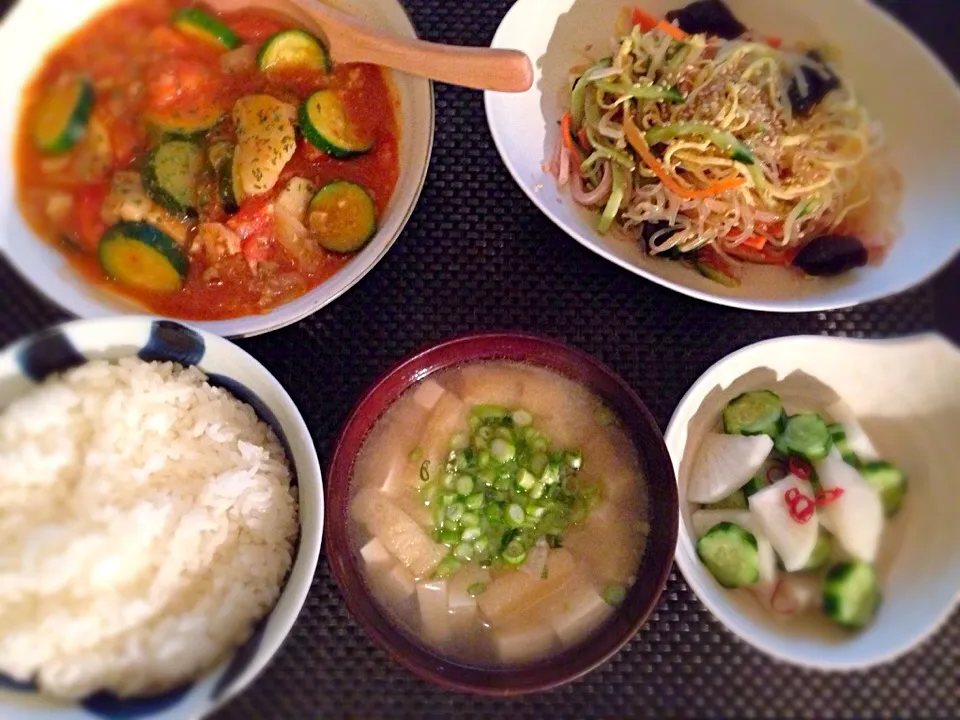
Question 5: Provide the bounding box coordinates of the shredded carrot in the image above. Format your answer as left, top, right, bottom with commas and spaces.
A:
657, 20, 687, 41
740, 234, 767, 250
624, 113, 746, 199
577, 127, 588, 150
630, 7, 659, 32
559, 112, 576, 153
765, 35, 783, 49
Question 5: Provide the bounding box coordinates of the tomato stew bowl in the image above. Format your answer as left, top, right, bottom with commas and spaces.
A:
0, 316, 323, 719
0, 0, 433, 337
324, 332, 678, 695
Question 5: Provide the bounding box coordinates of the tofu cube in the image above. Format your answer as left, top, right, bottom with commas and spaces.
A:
493, 621, 556, 664
416, 579, 452, 644
548, 580, 613, 645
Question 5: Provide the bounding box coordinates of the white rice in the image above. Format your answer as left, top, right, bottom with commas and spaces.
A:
0, 358, 299, 699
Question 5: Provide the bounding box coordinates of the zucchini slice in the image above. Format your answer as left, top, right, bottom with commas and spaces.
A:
172, 7, 240, 50
146, 105, 224, 140
98, 221, 188, 292
803, 530, 832, 571
308, 180, 377, 253
208, 141, 240, 213
32, 75, 94, 153
823, 561, 880, 629
257, 29, 332, 72
723, 390, 784, 437
299, 90, 373, 158
142, 140, 206, 216
696, 521, 759, 589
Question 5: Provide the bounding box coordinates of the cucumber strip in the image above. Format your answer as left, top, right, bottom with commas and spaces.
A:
702, 489, 747, 511
146, 105, 224, 139
696, 521, 759, 588
694, 256, 740, 287
775, 413, 832, 461
258, 29, 332, 72
299, 89, 373, 158
859, 461, 907, 517
172, 7, 240, 50
823, 561, 880, 629
98, 221, 188, 292
32, 75, 94, 153
827, 423, 858, 465
142, 140, 206, 216
308, 180, 377, 253
723, 390, 784, 437
803, 530, 831, 571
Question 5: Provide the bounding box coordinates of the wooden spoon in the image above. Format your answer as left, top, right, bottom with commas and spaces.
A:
207, 0, 534, 92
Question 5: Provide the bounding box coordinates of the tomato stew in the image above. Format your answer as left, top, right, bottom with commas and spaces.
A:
16, 0, 400, 319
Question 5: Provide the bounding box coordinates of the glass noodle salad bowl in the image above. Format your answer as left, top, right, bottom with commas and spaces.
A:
485, 0, 960, 311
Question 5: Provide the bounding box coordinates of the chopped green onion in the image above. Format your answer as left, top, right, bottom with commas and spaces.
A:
512, 409, 533, 427
473, 537, 489, 555
506, 503, 526, 527
603, 582, 628, 607
595, 404, 616, 426
490, 437, 516, 463
433, 555, 461, 579
502, 540, 527, 565
565, 450, 583, 470
467, 582, 487, 597
439, 529, 460, 546
408, 447, 423, 462
455, 475, 475, 496
453, 542, 474, 561
445, 502, 464, 523
461, 527, 483, 542
450, 432, 469, 451
542, 460, 562, 486
516, 468, 537, 491
471, 404, 509, 422
465, 492, 484, 510
460, 511, 480, 528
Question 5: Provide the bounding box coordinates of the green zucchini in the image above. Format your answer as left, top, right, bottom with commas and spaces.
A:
696, 521, 759, 588
775, 413, 832, 461
146, 105, 224, 140
98, 221, 188, 292
208, 141, 240, 214
723, 390, 784, 437
308, 180, 377, 253
859, 461, 906, 517
171, 7, 240, 50
299, 89, 373, 158
142, 140, 206, 216
32, 75, 94, 153
823, 561, 880, 629
258, 29, 332, 72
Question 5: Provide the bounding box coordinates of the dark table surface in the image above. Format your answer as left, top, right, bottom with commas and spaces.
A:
1, 0, 959, 718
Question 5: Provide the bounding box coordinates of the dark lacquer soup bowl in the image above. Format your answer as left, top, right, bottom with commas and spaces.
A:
325, 332, 678, 695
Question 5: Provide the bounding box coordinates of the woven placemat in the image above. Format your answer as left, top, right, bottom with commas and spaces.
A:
0, 0, 957, 717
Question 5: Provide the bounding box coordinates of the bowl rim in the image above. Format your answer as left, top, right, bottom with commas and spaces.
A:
0, 315, 324, 713
0, 0, 435, 338
664, 331, 960, 670
483, 0, 960, 313
324, 330, 679, 696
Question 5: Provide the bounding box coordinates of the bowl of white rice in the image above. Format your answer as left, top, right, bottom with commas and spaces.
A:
0, 316, 323, 719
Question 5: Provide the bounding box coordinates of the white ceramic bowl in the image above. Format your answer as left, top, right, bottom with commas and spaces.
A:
485, 0, 960, 312
0, 0, 433, 337
665, 333, 960, 669
0, 316, 323, 719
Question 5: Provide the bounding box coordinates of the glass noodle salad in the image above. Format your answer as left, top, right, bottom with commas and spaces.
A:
549, 1, 900, 287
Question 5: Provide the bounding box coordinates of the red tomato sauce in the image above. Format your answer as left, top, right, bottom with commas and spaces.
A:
15, 0, 400, 320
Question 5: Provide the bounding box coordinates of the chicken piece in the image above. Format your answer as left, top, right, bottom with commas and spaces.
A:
274, 176, 316, 222
232, 95, 297, 199
101, 172, 188, 243
45, 193, 73, 223
192, 222, 242, 264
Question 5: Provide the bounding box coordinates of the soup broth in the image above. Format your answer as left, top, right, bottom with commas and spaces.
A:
348, 361, 649, 666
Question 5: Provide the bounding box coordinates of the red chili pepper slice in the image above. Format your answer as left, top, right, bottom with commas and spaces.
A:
788, 456, 811, 480
784, 487, 815, 523
815, 487, 845, 507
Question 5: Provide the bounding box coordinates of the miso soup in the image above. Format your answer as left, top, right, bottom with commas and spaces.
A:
348, 361, 649, 665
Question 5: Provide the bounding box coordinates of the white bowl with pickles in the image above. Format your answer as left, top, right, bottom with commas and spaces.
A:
665, 333, 960, 669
